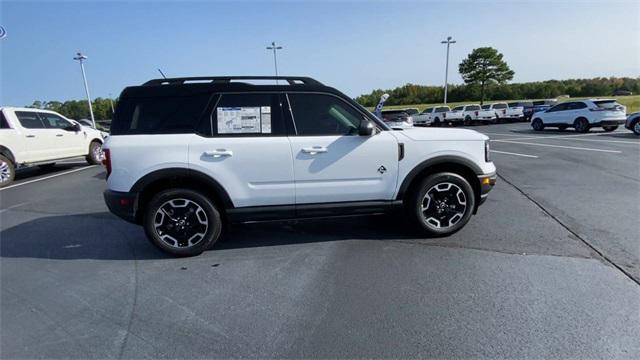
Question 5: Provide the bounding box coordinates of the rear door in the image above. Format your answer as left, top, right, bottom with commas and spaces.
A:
188, 92, 295, 208
13, 111, 56, 162
286, 93, 399, 204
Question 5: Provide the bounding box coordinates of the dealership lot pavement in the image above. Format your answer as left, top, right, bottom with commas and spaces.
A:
1, 123, 639, 358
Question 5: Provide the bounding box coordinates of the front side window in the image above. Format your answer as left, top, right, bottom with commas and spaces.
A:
568, 102, 587, 110
482, 105, 490, 110
0, 111, 10, 129
466, 105, 481, 111
15, 111, 45, 129
41, 113, 72, 129
435, 107, 450, 112
493, 104, 508, 109
210, 93, 285, 136
423, 108, 433, 114
288, 93, 363, 136
453, 106, 464, 111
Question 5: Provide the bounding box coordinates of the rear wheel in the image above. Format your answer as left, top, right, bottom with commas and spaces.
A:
408, 172, 476, 237
574, 118, 590, 133
633, 119, 640, 135
433, 117, 441, 127
0, 155, 15, 188
86, 141, 102, 165
602, 126, 617, 132
464, 116, 472, 126
532, 118, 544, 131
144, 189, 222, 257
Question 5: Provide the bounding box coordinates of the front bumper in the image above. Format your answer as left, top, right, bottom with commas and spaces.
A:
104, 190, 140, 224
477, 172, 497, 206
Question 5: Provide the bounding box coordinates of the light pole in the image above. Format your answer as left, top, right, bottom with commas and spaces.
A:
108, 93, 115, 115
73, 52, 96, 128
266, 41, 283, 83
441, 36, 456, 105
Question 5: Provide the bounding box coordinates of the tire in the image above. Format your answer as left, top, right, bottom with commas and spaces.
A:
407, 172, 476, 237
86, 141, 103, 165
38, 163, 56, 169
558, 125, 568, 131
574, 117, 590, 133
0, 155, 15, 188
633, 119, 640, 136
602, 126, 617, 132
464, 116, 472, 126
492, 116, 499, 124
143, 188, 222, 257
532, 118, 544, 131
434, 118, 441, 127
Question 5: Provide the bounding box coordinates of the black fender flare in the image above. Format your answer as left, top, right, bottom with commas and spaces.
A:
130, 168, 234, 209
396, 155, 483, 200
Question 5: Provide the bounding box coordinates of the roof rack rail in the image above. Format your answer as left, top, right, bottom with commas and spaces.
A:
142, 76, 323, 86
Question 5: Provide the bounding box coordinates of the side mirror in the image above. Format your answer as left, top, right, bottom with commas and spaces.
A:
359, 119, 375, 136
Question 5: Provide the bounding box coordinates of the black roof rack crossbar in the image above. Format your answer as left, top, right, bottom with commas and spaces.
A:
143, 76, 323, 86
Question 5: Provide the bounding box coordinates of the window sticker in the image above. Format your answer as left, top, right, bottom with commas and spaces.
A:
217, 106, 271, 134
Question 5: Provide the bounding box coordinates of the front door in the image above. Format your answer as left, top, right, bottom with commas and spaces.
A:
286, 93, 399, 204
39, 113, 85, 157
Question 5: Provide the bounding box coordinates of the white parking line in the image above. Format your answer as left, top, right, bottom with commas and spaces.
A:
492, 140, 622, 153
495, 134, 638, 145
0, 166, 98, 191
490, 150, 539, 158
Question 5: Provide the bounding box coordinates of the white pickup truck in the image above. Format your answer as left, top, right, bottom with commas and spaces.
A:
483, 103, 510, 122
445, 104, 495, 125
0, 107, 104, 187
506, 101, 529, 121
412, 106, 450, 126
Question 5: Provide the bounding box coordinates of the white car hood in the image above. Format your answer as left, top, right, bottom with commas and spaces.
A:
393, 127, 488, 141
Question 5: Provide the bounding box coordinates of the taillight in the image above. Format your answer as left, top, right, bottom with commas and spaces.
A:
103, 148, 112, 178
502, 109, 506, 114
475, 111, 479, 116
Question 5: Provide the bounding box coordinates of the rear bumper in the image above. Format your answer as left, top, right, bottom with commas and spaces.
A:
104, 190, 140, 224
594, 119, 625, 127
478, 172, 497, 206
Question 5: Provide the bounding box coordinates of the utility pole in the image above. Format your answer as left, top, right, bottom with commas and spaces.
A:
441, 36, 456, 105
266, 41, 283, 83
73, 52, 96, 128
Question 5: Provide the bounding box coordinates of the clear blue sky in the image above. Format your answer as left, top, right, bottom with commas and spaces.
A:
1, 0, 638, 106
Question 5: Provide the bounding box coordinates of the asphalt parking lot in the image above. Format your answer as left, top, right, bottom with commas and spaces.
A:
1, 123, 639, 358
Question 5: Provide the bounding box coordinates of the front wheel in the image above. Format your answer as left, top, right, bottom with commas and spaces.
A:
603, 126, 617, 132
0, 155, 15, 188
633, 119, 640, 136
408, 172, 476, 237
144, 189, 222, 257
532, 118, 544, 131
86, 141, 103, 165
464, 116, 472, 126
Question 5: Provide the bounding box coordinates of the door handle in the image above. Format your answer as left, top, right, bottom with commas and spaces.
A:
301, 146, 328, 155
26, 135, 36, 138
203, 149, 233, 158
56, 134, 64, 137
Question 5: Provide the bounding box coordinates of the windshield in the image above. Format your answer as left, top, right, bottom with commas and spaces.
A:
466, 105, 481, 111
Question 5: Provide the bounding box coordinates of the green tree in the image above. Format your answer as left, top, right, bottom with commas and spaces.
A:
458, 47, 514, 104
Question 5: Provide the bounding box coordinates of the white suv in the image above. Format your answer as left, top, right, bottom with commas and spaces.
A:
0, 107, 104, 187
531, 99, 626, 132
103, 76, 496, 257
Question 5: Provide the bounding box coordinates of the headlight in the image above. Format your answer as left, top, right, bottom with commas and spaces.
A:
485, 140, 491, 162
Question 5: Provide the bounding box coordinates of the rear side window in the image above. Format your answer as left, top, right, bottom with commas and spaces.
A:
493, 104, 507, 109
111, 94, 211, 135
0, 111, 10, 129
568, 102, 587, 110
453, 106, 463, 111
15, 111, 45, 129
210, 93, 286, 136
435, 107, 449, 112
594, 100, 622, 109
288, 93, 363, 136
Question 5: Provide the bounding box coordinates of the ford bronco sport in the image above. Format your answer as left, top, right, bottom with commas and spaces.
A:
103, 76, 496, 257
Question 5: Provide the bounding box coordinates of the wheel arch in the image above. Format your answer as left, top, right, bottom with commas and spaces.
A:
396, 156, 482, 212
131, 168, 234, 223
0, 145, 16, 164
